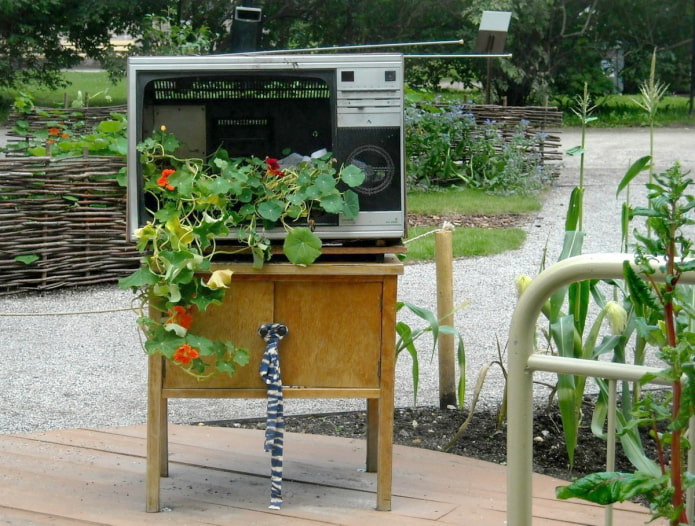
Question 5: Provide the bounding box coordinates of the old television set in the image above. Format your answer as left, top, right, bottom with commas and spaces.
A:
126, 53, 406, 245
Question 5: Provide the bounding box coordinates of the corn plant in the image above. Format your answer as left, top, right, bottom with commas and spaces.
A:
557, 163, 695, 526
395, 301, 466, 407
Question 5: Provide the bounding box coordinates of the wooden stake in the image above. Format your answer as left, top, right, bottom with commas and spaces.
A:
435, 230, 457, 408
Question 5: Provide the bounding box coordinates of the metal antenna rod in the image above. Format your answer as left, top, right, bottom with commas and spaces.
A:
233, 39, 465, 55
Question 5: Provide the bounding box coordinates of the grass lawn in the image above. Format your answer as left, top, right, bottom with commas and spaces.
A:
0, 71, 126, 118
404, 187, 541, 261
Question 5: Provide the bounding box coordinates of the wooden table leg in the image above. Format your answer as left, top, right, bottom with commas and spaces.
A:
146, 354, 166, 512
366, 398, 379, 472
375, 275, 397, 511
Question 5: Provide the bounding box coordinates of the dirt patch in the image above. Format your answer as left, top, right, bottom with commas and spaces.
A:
203, 403, 655, 483
408, 213, 528, 229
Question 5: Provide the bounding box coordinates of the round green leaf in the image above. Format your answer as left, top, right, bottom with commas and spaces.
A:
257, 199, 284, 222
283, 227, 322, 266
341, 164, 366, 187
342, 190, 360, 219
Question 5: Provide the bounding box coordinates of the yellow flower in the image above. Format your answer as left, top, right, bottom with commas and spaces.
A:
165, 216, 194, 249
206, 269, 234, 290
605, 301, 627, 335
133, 222, 156, 240
515, 275, 533, 298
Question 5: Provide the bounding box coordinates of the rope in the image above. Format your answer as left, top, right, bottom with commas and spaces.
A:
0, 307, 136, 317
258, 322, 289, 510
404, 221, 455, 245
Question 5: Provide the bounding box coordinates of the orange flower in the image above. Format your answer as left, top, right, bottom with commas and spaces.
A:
167, 305, 194, 330
173, 343, 199, 365
48, 127, 61, 136
265, 158, 285, 177
157, 168, 176, 190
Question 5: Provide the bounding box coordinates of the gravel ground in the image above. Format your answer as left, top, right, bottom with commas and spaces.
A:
1, 127, 693, 434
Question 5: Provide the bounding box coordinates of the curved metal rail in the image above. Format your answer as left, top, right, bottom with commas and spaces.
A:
507, 253, 695, 526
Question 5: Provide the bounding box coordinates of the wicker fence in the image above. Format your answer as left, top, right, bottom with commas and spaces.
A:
0, 103, 563, 294
0, 154, 140, 294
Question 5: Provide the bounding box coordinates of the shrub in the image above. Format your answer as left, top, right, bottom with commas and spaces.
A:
405, 102, 551, 194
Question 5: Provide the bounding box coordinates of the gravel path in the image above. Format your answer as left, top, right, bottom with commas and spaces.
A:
1, 127, 693, 434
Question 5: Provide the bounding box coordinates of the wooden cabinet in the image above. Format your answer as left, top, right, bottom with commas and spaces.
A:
146, 256, 403, 512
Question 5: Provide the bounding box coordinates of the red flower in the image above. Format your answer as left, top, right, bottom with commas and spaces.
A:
157, 168, 176, 190
173, 343, 199, 365
48, 127, 61, 136
166, 305, 194, 330
265, 158, 285, 177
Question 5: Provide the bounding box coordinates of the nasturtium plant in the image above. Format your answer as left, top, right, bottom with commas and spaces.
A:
119, 127, 365, 378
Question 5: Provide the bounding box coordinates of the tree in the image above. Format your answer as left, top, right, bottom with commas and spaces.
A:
0, 0, 168, 89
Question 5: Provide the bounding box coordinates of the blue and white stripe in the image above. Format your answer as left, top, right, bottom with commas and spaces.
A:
258, 322, 288, 510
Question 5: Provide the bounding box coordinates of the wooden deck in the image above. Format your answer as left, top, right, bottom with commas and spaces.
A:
0, 424, 659, 525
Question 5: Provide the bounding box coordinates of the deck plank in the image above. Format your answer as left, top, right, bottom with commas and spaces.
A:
0, 424, 661, 525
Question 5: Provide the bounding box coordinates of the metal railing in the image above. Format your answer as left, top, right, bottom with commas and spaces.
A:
507, 253, 695, 526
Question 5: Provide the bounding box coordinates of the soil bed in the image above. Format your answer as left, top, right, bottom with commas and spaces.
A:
201, 403, 655, 483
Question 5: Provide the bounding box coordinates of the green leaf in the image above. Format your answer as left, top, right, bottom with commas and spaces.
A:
97, 119, 123, 134
111, 137, 128, 156
616, 156, 652, 197
116, 167, 127, 187
318, 193, 343, 214
314, 173, 337, 195
283, 227, 322, 266
257, 199, 284, 222
566, 146, 585, 156
556, 471, 665, 505
14, 254, 40, 265
565, 187, 584, 231
341, 164, 366, 187
342, 190, 360, 219
118, 266, 159, 290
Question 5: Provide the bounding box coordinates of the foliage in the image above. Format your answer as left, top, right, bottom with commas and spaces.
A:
557, 164, 695, 526
0, 0, 168, 89
456, 0, 693, 104
1, 93, 129, 182
558, 94, 695, 128
396, 301, 466, 406
101, 9, 217, 81
405, 102, 550, 194
118, 129, 364, 378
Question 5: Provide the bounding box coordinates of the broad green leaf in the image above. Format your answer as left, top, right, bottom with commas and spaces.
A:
556, 471, 665, 505
616, 155, 652, 197
314, 173, 337, 196
97, 119, 124, 134
566, 146, 585, 156
283, 227, 322, 266
318, 193, 343, 214
116, 167, 127, 187
118, 266, 159, 290
568, 280, 591, 335
14, 254, 39, 265
396, 321, 420, 404
341, 164, 366, 187
257, 199, 284, 222
342, 190, 360, 219
565, 187, 584, 231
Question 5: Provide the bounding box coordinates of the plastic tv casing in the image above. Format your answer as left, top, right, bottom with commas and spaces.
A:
126, 53, 406, 245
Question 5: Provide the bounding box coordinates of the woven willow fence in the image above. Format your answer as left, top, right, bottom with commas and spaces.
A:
0, 154, 140, 294
0, 103, 563, 294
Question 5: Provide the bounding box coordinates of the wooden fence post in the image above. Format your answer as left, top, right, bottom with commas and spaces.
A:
435, 229, 457, 408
